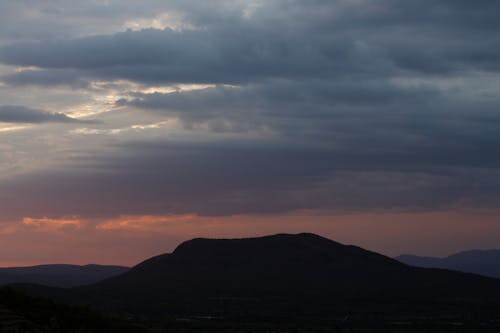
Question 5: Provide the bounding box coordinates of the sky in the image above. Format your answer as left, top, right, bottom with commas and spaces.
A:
1, 0, 500, 266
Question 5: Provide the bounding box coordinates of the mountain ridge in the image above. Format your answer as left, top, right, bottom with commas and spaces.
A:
396, 249, 500, 278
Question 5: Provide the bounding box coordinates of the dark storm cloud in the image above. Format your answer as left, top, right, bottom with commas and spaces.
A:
0, 105, 89, 124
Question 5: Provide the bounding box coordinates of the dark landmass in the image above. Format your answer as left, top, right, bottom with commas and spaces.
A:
396, 250, 500, 278
3, 284, 499, 333
0, 287, 148, 332
0, 264, 129, 288
8, 234, 500, 332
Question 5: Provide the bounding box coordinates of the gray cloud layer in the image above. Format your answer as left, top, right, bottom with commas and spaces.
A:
1, 0, 500, 85
0, 105, 85, 124
2, 140, 500, 220
0, 0, 500, 220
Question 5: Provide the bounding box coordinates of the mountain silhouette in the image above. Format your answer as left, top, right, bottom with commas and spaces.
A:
397, 249, 500, 278
58, 233, 500, 319
0, 264, 129, 288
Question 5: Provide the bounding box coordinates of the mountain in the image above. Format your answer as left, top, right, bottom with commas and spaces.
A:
0, 264, 129, 288
64, 233, 500, 320
11, 233, 500, 330
396, 249, 500, 278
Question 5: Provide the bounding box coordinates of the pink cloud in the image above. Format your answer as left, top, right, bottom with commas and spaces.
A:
22, 216, 82, 231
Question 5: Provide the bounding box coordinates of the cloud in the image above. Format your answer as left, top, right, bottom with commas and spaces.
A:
0, 28, 336, 85
0, 105, 93, 124
0, 1, 193, 43
1, 0, 500, 87
95, 214, 198, 231
1, 138, 500, 222
117, 80, 440, 134
1, 69, 89, 88
0, 0, 500, 222
22, 217, 82, 232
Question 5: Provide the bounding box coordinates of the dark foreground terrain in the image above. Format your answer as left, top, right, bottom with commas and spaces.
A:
2, 287, 500, 333
0, 287, 147, 332
4, 233, 500, 332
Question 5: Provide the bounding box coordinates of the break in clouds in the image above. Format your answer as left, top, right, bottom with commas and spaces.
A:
1, 0, 500, 221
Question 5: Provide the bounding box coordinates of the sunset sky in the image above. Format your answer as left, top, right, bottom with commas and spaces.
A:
1, 0, 500, 266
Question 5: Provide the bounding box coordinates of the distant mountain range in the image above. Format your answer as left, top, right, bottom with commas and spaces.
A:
0, 264, 129, 287
396, 250, 500, 278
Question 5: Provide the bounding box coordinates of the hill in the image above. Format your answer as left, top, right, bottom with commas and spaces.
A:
0, 264, 129, 288
12, 233, 500, 331
66, 233, 500, 321
396, 249, 500, 278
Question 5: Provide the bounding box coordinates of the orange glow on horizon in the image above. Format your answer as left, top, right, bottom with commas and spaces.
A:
1, 209, 500, 266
